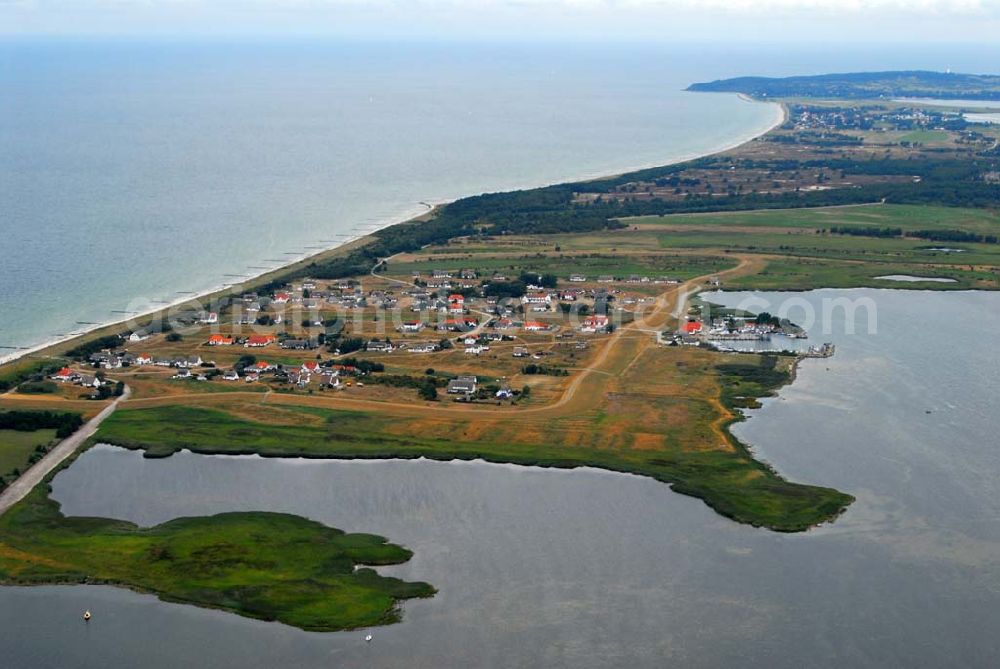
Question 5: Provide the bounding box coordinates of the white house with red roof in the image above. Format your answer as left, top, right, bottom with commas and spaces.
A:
245, 334, 276, 348
521, 292, 552, 305
581, 315, 610, 333
51, 367, 76, 382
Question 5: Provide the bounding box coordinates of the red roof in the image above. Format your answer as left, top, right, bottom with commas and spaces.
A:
54, 367, 73, 378
683, 321, 703, 334
449, 294, 464, 301
247, 335, 275, 345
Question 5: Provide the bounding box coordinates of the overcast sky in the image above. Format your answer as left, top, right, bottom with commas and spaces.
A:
2, 0, 999, 42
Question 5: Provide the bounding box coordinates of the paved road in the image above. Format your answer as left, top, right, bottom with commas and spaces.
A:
0, 385, 130, 516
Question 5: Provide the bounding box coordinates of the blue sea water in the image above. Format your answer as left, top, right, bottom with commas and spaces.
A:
1, 40, 781, 355
5, 39, 1000, 355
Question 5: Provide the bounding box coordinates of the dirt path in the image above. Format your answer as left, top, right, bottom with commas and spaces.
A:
0, 386, 131, 516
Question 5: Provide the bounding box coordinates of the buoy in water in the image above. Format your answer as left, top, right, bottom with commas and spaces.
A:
365, 634, 373, 643
83, 610, 92, 622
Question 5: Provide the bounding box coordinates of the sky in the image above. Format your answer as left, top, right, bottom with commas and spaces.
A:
2, 0, 1000, 42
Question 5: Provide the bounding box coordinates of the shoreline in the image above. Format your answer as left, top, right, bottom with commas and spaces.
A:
0, 93, 784, 370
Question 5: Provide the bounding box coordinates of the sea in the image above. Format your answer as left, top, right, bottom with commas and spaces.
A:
3, 39, 1000, 356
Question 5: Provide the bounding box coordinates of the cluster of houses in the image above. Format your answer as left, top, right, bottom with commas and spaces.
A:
227, 282, 401, 327
414, 269, 479, 290
206, 359, 360, 388
569, 274, 680, 285
205, 333, 319, 350
85, 348, 200, 370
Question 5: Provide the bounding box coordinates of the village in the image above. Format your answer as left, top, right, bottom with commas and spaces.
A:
42, 264, 694, 407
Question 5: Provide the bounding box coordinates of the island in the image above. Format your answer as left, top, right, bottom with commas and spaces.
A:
2, 70, 999, 631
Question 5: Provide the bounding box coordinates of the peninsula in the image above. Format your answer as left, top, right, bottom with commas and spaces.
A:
687, 70, 1000, 101
2, 71, 999, 632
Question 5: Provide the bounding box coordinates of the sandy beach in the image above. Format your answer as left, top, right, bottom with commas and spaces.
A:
0, 94, 783, 370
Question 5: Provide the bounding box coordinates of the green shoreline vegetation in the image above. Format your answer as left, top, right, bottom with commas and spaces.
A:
0, 476, 434, 632
89, 355, 852, 533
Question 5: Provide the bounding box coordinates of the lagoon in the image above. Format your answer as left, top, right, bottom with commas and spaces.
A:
3, 289, 999, 667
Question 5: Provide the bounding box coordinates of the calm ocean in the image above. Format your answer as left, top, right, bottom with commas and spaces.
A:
4, 39, 999, 355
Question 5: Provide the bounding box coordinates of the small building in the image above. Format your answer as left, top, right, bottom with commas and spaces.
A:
581, 315, 610, 333
51, 367, 76, 382
447, 375, 478, 394
441, 317, 477, 332
245, 335, 277, 348
208, 334, 234, 346
521, 292, 551, 305
683, 321, 703, 335
280, 338, 317, 351
366, 340, 395, 353
569, 274, 586, 282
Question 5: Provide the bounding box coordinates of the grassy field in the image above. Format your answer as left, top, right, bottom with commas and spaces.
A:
387, 252, 734, 281
605, 204, 1000, 290
719, 257, 993, 291
0, 429, 57, 481
897, 129, 952, 145
624, 204, 1000, 235
0, 483, 434, 631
